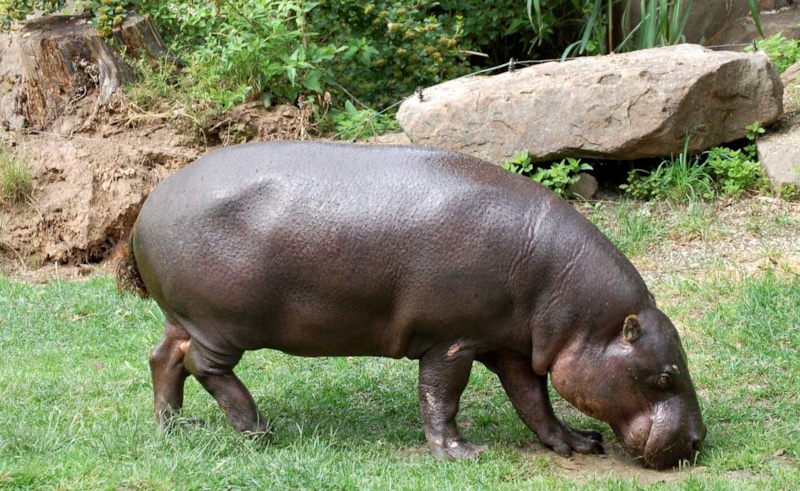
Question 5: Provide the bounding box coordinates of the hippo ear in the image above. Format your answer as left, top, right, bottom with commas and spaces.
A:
623, 315, 642, 343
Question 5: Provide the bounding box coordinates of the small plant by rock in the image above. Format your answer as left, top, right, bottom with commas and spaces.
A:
746, 32, 800, 74
503, 151, 592, 198
621, 126, 768, 202
327, 101, 400, 140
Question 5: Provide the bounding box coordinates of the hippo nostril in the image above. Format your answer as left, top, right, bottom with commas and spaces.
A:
690, 429, 705, 453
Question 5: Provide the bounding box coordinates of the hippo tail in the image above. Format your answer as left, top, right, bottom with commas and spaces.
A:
115, 231, 150, 299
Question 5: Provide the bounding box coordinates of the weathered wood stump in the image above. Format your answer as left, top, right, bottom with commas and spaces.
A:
17, 12, 171, 129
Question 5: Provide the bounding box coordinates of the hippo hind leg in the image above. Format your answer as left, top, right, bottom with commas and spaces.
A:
418, 342, 488, 459
477, 350, 603, 457
182, 335, 269, 436
149, 319, 192, 429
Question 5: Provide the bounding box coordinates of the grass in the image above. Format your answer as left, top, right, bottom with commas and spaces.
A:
0, 145, 32, 206
1, 201, 799, 489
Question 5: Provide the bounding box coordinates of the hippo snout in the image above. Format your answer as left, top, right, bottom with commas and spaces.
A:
641, 399, 707, 470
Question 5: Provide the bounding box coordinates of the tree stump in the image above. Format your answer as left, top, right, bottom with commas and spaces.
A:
17, 12, 171, 129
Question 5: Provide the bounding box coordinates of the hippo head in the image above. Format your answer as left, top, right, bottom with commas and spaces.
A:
550, 306, 707, 469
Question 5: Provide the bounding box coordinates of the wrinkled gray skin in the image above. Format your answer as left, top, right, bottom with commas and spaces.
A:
127, 141, 706, 469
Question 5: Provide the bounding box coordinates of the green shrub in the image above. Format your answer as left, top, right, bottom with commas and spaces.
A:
327, 101, 400, 140
503, 152, 592, 198
1, 0, 130, 36
1, 0, 66, 28
704, 146, 766, 198
746, 32, 800, 74
780, 183, 800, 201
502, 151, 535, 175
622, 126, 768, 202
82, 0, 130, 36
146, 1, 340, 110
309, 1, 469, 109
621, 137, 715, 201
0, 146, 33, 206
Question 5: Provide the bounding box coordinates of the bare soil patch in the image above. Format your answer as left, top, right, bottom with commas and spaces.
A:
0, 89, 314, 279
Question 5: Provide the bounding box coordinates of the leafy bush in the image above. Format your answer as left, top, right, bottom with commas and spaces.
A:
502, 151, 535, 175
622, 127, 768, 201
704, 147, 766, 198
82, 0, 129, 36
309, 1, 469, 109
0, 0, 129, 36
436, 1, 534, 64
0, 0, 65, 28
144, 1, 340, 110
746, 32, 800, 74
503, 152, 592, 198
780, 183, 800, 201
327, 101, 400, 140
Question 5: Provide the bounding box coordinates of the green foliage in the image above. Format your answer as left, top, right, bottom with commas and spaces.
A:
437, 1, 535, 63
327, 101, 400, 140
144, 1, 340, 110
622, 126, 769, 202
746, 32, 800, 74
82, 0, 130, 36
529, 0, 761, 57
501, 151, 534, 175
533, 158, 593, 197
0, 0, 65, 28
703, 146, 766, 198
503, 152, 592, 198
309, 1, 469, 109
621, 139, 714, 201
526, 0, 608, 56
0, 144, 32, 206
0, 0, 129, 37
615, 0, 693, 52
779, 183, 800, 201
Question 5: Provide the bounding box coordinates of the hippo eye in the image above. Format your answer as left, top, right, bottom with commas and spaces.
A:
656, 373, 672, 389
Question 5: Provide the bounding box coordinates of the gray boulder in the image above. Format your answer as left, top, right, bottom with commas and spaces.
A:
397, 44, 783, 165
757, 63, 800, 190
757, 120, 800, 188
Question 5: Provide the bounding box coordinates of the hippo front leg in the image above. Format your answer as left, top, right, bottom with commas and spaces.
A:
477, 350, 603, 457
418, 342, 488, 459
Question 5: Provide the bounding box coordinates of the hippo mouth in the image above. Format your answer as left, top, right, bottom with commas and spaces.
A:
618, 401, 704, 470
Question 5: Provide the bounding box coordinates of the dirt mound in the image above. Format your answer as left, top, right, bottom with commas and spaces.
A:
0, 87, 311, 275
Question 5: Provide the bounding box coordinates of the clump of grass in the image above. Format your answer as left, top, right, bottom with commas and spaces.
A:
621, 126, 768, 202
0, 145, 33, 205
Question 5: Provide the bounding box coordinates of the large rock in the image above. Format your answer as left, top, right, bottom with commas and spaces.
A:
681, 0, 750, 46
711, 4, 800, 48
757, 117, 800, 189
757, 65, 800, 190
397, 44, 783, 164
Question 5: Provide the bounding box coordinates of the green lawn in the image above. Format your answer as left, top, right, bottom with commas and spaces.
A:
1, 200, 798, 490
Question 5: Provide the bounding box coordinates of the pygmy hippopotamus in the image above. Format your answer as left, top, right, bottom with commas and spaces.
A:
117, 141, 706, 469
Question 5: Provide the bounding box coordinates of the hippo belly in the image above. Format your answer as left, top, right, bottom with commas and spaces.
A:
119, 141, 705, 468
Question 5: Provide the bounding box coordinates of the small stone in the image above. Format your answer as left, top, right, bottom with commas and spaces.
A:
568, 173, 598, 200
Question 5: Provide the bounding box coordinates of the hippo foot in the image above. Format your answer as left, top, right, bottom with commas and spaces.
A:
538, 424, 604, 457
242, 424, 274, 442
429, 438, 488, 460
